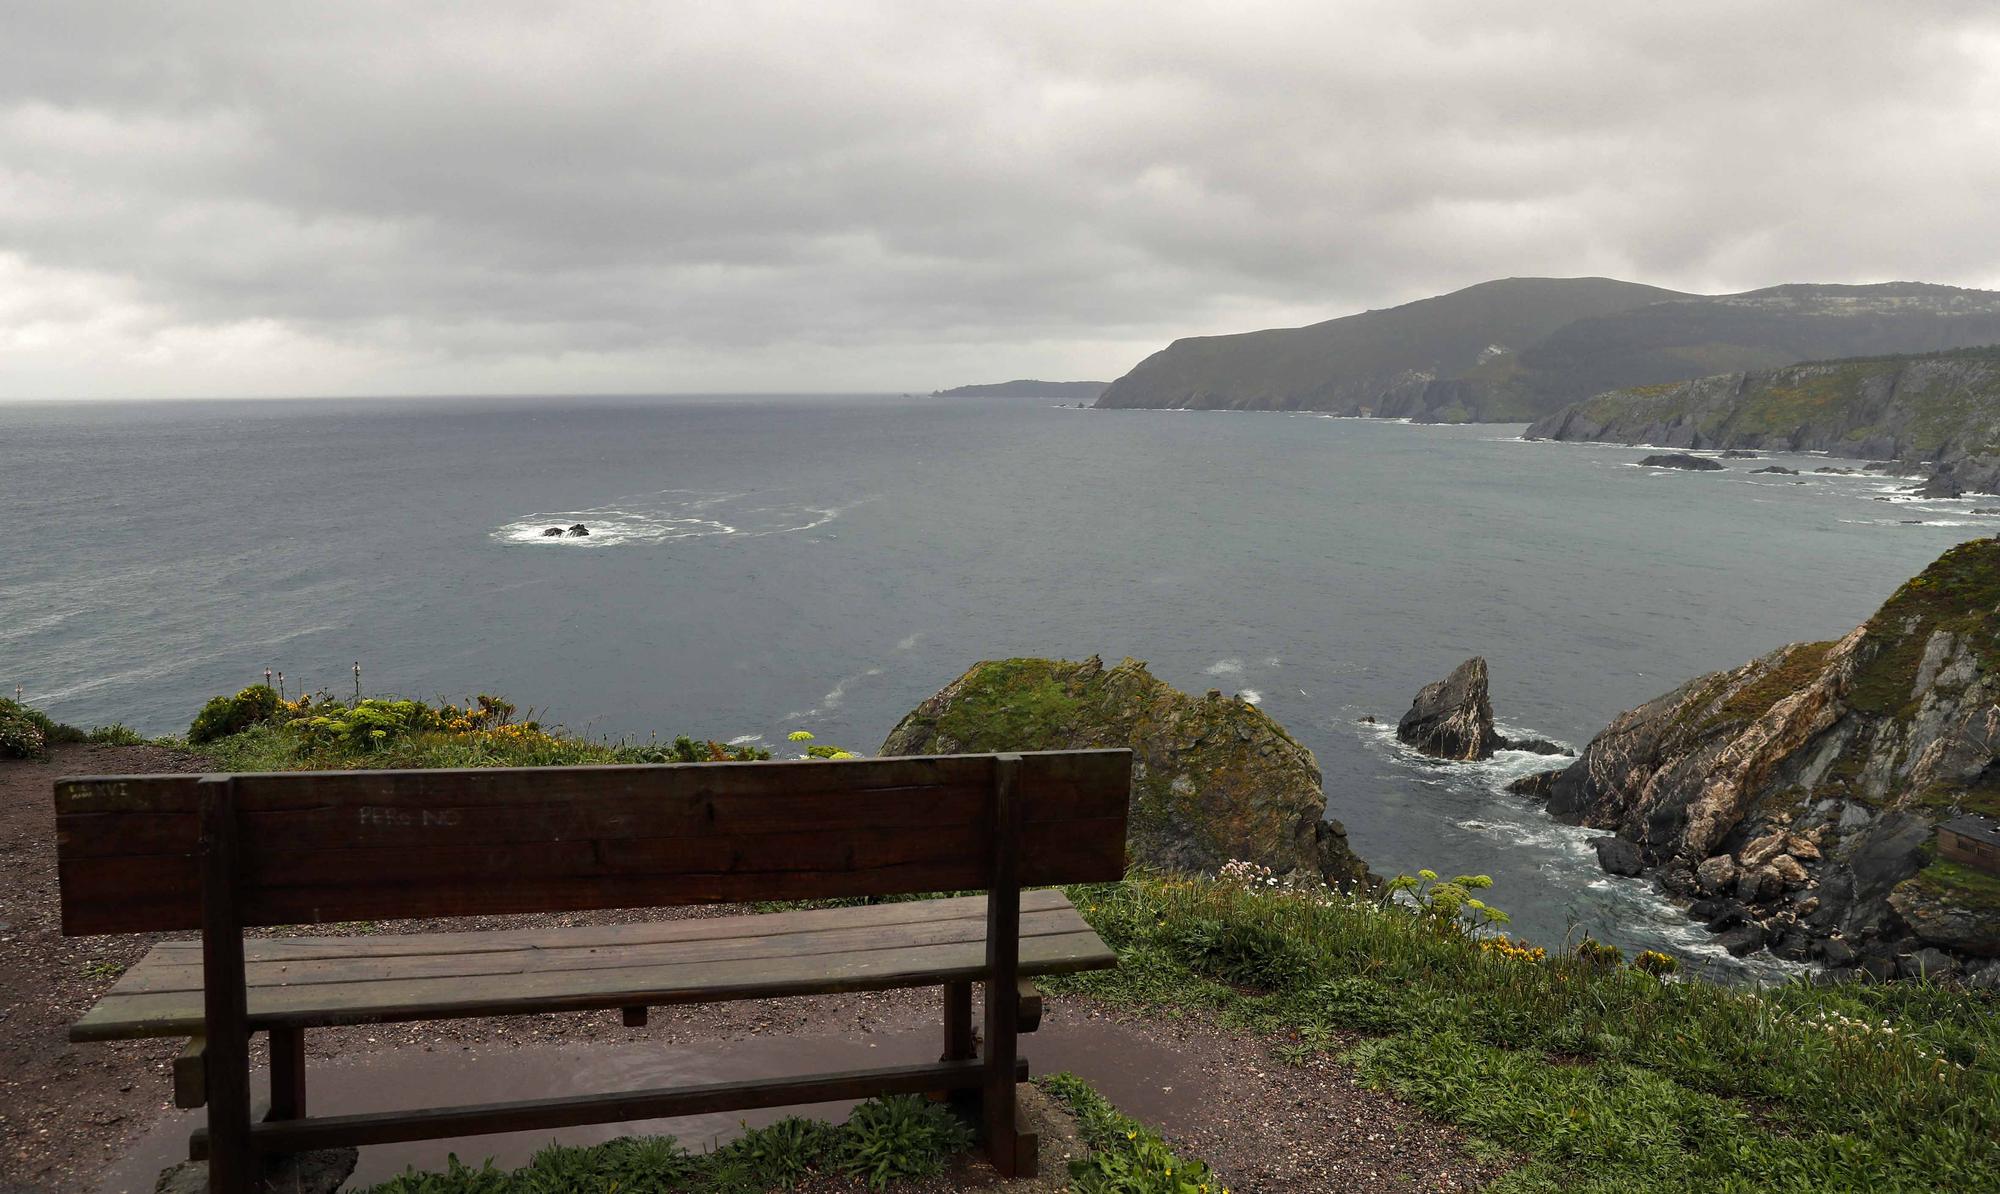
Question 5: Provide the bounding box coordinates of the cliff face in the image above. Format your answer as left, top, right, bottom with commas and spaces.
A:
1098, 281, 2000, 422
1536, 539, 2000, 977
1525, 346, 2000, 494
880, 655, 1372, 889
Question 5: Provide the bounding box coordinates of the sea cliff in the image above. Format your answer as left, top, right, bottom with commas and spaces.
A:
1526, 346, 2000, 495
1522, 538, 2000, 981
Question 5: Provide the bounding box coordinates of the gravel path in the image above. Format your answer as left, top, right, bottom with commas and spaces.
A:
3, 744, 1499, 1193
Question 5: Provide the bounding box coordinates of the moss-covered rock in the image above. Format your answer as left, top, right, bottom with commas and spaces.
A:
1540, 538, 2000, 970
880, 655, 1372, 889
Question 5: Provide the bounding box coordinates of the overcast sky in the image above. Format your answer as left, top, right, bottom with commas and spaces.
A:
4, 2, 1999, 399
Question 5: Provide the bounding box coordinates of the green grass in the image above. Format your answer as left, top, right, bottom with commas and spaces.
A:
1848, 538, 2000, 718
1050, 873, 1998, 1193
1907, 858, 2000, 915
1037, 1073, 1220, 1193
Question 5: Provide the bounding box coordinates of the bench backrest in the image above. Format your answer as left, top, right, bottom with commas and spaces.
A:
55, 750, 1131, 935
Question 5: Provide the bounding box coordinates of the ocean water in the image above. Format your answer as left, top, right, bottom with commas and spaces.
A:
5, 394, 1992, 980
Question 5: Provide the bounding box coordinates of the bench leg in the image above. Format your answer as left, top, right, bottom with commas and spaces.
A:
269, 1027, 306, 1121
980, 977, 1036, 1178
941, 981, 974, 1063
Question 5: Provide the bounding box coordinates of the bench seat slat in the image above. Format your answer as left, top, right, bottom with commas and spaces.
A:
70, 891, 1115, 1041
110, 900, 1089, 994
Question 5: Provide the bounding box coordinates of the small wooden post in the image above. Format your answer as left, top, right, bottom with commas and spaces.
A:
981, 754, 1035, 1178
198, 776, 256, 1194
269, 1027, 306, 1121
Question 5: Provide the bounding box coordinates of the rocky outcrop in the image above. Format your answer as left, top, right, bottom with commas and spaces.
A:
566, 524, 591, 537
1396, 658, 1568, 762
542, 526, 566, 537
1398, 658, 1503, 760
881, 655, 1373, 889
1639, 453, 1724, 471
1527, 346, 2000, 495
1753, 466, 1800, 475
1530, 538, 2000, 977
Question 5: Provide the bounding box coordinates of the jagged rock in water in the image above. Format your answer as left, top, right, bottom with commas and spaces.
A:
1638, 453, 1724, 471
1535, 538, 2000, 972
542, 526, 566, 537
566, 523, 591, 537
880, 655, 1373, 889
1593, 837, 1645, 876
1815, 466, 1857, 475
1506, 768, 1563, 798
1753, 466, 1800, 475
1397, 657, 1503, 760
1720, 449, 1760, 458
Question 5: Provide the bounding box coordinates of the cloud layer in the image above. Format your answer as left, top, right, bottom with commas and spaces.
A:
4, 1, 1999, 398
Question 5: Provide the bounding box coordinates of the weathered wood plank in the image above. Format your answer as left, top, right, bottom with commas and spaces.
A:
60, 817, 1123, 934
108, 904, 1093, 995
173, 1035, 206, 1109
141, 888, 1074, 961
187, 1057, 1029, 1157
72, 929, 1116, 1041
57, 751, 1129, 934
56, 750, 1129, 818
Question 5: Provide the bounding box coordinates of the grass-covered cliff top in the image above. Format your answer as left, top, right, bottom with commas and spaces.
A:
1849, 536, 2000, 719
1060, 868, 1997, 1193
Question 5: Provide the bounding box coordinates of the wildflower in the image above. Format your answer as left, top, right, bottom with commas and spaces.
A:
787, 730, 814, 741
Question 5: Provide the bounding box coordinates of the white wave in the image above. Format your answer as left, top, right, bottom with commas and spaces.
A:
1238, 689, 1263, 704
896, 632, 923, 650
493, 489, 865, 548
1203, 658, 1244, 677
726, 733, 764, 746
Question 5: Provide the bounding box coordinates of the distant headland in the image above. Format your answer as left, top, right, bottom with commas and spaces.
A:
932, 379, 1109, 398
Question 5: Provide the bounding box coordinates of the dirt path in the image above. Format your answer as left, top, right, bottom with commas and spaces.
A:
2, 745, 1496, 1193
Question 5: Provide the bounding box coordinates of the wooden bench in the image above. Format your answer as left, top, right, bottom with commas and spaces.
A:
55, 750, 1130, 1193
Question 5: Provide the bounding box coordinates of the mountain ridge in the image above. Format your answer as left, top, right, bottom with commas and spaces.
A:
1096, 278, 2000, 422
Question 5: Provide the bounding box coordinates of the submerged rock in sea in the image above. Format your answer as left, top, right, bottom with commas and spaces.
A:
881, 655, 1373, 889
542, 526, 566, 537
1720, 449, 1760, 459
566, 523, 591, 537
1638, 453, 1724, 471
1506, 769, 1563, 798
1752, 466, 1800, 475
1397, 657, 1502, 761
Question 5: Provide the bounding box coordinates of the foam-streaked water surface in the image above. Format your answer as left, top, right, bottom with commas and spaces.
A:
5, 395, 1992, 979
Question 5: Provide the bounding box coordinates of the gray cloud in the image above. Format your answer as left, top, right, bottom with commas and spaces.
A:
3, 1, 1998, 397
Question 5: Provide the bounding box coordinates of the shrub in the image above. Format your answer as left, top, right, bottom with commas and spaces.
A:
0, 703, 46, 759
188, 685, 281, 744
1158, 914, 1314, 991
835, 1095, 973, 1189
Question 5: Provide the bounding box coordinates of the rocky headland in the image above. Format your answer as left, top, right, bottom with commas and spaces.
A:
1512, 538, 2000, 983
881, 655, 1373, 889
1526, 345, 2000, 496
1095, 280, 2000, 422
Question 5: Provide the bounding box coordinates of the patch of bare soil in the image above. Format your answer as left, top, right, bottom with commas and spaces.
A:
2, 745, 1498, 1193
